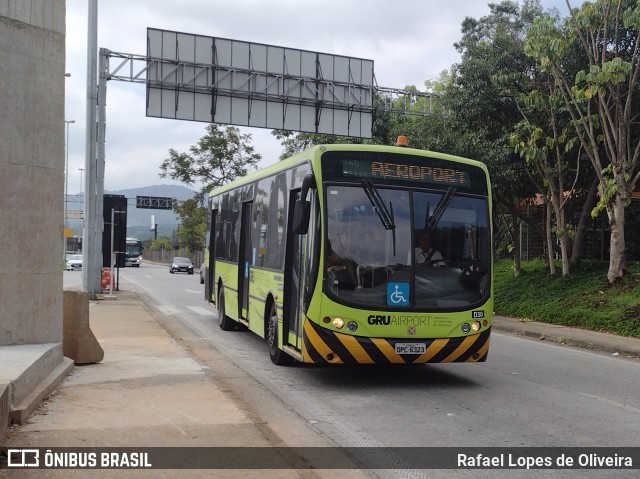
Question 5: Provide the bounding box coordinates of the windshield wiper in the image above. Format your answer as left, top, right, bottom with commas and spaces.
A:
362, 180, 395, 230
427, 187, 456, 231
362, 180, 396, 255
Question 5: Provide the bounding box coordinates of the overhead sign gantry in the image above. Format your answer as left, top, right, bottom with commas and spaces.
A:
83, 27, 442, 297
146, 28, 374, 138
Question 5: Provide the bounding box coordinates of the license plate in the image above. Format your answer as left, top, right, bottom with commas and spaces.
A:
394, 343, 426, 354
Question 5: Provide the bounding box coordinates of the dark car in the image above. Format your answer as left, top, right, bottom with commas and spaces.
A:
199, 263, 205, 284
170, 257, 194, 275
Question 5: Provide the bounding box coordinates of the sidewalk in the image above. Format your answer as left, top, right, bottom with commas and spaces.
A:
1, 290, 367, 479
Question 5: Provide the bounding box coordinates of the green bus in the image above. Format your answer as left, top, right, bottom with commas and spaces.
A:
203, 138, 492, 365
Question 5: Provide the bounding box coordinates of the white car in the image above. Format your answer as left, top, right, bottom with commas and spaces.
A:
66, 254, 83, 271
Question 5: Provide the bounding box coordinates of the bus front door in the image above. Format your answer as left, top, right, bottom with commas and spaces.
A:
238, 202, 252, 319
283, 190, 308, 351
206, 209, 217, 303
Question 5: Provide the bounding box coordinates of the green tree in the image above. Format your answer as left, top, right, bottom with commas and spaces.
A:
525, 0, 640, 284
160, 124, 261, 197
159, 124, 261, 249
446, 0, 547, 276
509, 106, 579, 276
149, 236, 172, 252
496, 52, 585, 276
174, 199, 207, 253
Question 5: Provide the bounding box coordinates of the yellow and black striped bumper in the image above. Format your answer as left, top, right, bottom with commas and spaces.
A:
302, 320, 490, 364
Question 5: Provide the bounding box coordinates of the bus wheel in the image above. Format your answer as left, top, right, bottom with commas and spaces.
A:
217, 286, 235, 331
267, 304, 293, 366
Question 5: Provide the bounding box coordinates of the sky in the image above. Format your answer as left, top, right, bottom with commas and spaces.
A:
64, 0, 577, 193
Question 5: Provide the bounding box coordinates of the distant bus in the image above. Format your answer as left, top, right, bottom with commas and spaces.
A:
204, 138, 493, 365
125, 237, 143, 267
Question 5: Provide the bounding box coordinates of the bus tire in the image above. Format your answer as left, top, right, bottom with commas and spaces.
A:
267, 303, 293, 366
217, 286, 236, 331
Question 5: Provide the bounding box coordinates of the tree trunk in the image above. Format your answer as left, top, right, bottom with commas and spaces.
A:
503, 211, 522, 278
513, 217, 522, 278
499, 198, 562, 257
559, 225, 570, 276
549, 191, 570, 276
546, 201, 556, 275
570, 178, 599, 266
606, 196, 626, 284
556, 205, 570, 276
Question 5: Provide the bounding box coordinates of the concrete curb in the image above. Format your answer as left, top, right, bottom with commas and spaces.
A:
0, 383, 9, 441
492, 315, 640, 359
10, 357, 74, 424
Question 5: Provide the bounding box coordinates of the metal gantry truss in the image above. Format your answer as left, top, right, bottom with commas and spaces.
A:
135, 196, 173, 210
100, 49, 444, 122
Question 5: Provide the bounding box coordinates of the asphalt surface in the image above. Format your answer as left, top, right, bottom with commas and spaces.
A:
1, 289, 638, 478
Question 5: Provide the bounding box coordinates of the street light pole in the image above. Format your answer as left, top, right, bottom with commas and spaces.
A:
78, 167, 85, 253
64, 120, 75, 259
78, 168, 85, 197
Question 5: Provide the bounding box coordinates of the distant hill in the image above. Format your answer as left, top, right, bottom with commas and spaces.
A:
65, 184, 198, 241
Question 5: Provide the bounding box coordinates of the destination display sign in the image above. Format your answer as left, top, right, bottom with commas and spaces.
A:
321, 150, 487, 194
340, 159, 470, 187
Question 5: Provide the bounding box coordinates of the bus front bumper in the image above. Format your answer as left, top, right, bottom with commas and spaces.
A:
301, 320, 490, 365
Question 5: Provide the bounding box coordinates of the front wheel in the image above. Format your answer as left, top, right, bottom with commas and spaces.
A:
217, 286, 236, 331
266, 304, 293, 366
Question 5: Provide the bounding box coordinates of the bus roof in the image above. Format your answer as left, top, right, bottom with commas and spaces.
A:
208, 142, 488, 197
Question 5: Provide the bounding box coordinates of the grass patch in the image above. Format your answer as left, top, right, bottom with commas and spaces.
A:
493, 259, 640, 337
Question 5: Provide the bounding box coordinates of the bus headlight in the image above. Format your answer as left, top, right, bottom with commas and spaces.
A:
471, 321, 482, 332
461, 323, 471, 334
346, 321, 358, 332
332, 317, 345, 329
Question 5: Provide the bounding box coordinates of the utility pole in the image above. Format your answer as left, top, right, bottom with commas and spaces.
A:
82, 0, 100, 298
64, 120, 75, 260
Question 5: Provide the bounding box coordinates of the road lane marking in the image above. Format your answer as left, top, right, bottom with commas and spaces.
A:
579, 393, 640, 414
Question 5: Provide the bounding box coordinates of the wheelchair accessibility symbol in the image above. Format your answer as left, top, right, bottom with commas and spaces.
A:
387, 282, 409, 306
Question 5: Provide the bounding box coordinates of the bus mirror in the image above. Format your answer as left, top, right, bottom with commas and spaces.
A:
293, 174, 315, 235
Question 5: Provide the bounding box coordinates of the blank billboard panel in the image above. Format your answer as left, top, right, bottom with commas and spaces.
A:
146, 28, 374, 137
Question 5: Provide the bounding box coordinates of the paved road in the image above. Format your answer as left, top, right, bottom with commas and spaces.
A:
65, 265, 640, 479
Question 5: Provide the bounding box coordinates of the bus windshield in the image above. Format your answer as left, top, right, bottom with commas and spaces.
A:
325, 184, 490, 309
126, 242, 142, 255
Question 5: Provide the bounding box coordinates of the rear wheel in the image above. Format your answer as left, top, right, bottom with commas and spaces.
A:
217, 286, 236, 331
267, 303, 293, 365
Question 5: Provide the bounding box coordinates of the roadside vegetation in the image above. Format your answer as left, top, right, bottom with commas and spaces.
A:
494, 259, 640, 337
158, 1, 640, 337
